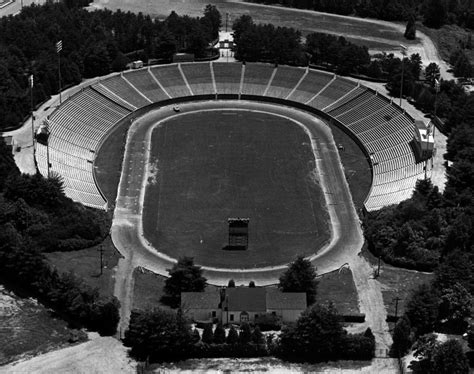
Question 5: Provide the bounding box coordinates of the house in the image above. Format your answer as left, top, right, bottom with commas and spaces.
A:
181, 287, 307, 324
181, 291, 221, 322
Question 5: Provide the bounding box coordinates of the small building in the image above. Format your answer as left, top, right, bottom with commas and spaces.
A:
413, 120, 434, 161
181, 287, 307, 325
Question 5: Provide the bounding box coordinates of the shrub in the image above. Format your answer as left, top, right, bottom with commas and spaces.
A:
255, 313, 282, 331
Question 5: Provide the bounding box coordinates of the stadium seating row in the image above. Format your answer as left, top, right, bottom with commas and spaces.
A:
35, 62, 425, 211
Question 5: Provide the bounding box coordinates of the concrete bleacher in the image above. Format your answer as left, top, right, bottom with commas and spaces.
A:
212, 62, 243, 94
100, 75, 151, 108
308, 77, 357, 110
265, 66, 306, 98
287, 70, 334, 103
241, 63, 274, 96
180, 62, 215, 95
36, 62, 425, 211
123, 69, 169, 102
150, 64, 192, 97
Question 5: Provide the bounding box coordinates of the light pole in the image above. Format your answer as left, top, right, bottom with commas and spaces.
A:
399, 44, 407, 107
29, 74, 34, 148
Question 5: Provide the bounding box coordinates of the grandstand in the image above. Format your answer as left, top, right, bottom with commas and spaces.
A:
35, 62, 426, 212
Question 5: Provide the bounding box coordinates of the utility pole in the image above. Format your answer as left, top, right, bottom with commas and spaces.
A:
376, 255, 381, 277
56, 40, 63, 104
393, 297, 402, 319
399, 44, 407, 108
99, 244, 104, 276
29, 74, 35, 148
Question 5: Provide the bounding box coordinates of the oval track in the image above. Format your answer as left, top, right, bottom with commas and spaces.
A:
111, 100, 363, 286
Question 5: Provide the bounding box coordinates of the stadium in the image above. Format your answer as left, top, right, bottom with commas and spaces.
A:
34, 61, 429, 284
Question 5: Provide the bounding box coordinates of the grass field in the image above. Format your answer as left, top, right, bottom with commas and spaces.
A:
46, 236, 122, 297
90, 0, 417, 51
142, 110, 330, 268
317, 269, 360, 316
379, 267, 433, 318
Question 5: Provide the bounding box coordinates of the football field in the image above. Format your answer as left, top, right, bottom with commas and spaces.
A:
142, 110, 330, 268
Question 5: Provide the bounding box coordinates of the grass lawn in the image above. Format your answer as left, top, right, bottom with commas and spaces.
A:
143, 110, 330, 268
45, 236, 122, 297
378, 266, 434, 318
316, 268, 360, 316
0, 286, 84, 365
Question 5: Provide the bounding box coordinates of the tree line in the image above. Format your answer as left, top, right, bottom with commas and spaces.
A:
0, 2, 220, 130
0, 138, 120, 335
246, 0, 474, 29
125, 302, 375, 363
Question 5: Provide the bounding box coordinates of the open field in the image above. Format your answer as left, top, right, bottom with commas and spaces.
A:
317, 268, 360, 316
89, 0, 414, 51
0, 286, 82, 365
45, 236, 122, 297
379, 267, 434, 318
143, 110, 330, 268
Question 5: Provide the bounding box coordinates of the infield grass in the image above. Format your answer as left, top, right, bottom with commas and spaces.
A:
143, 110, 330, 268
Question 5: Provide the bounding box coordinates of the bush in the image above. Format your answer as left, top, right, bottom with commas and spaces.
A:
342, 329, 375, 360
255, 313, 282, 331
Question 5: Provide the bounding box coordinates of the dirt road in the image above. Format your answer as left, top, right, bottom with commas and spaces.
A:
1, 333, 136, 374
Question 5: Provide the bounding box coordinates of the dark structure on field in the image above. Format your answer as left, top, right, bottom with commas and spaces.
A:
228, 218, 249, 250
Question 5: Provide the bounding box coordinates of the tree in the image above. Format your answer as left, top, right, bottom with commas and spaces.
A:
409, 334, 439, 374
425, 63, 440, 88
202, 4, 221, 40
438, 283, 472, 332
162, 257, 207, 308
249, 281, 256, 288
202, 323, 214, 344
213, 322, 226, 344
192, 328, 201, 344
251, 326, 264, 345
432, 339, 469, 374
277, 303, 345, 362
226, 325, 239, 345
124, 308, 194, 361
279, 256, 318, 305
405, 284, 439, 336
390, 314, 412, 357
423, 0, 448, 28
404, 15, 416, 40
228, 279, 235, 288
239, 322, 252, 345
410, 335, 469, 374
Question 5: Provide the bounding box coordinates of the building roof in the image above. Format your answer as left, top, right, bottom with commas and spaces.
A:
181, 291, 220, 309
266, 289, 307, 310
181, 288, 307, 312
225, 288, 266, 312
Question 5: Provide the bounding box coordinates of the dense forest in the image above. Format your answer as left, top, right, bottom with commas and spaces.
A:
246, 0, 474, 28
0, 2, 220, 130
